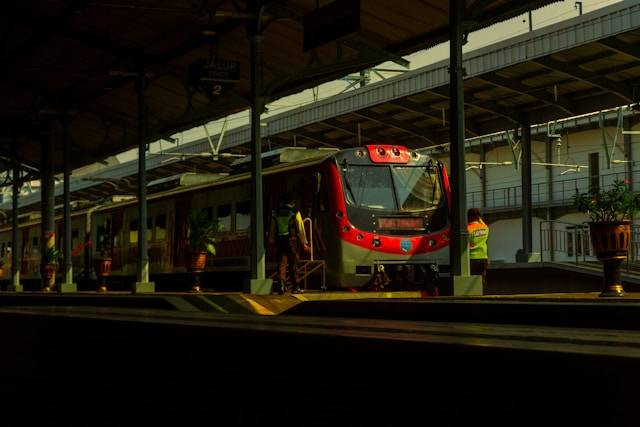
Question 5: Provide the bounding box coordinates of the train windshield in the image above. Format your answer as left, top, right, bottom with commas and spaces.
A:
343, 164, 442, 212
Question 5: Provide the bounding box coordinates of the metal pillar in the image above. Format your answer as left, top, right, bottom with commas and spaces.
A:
246, 30, 272, 295
519, 118, 533, 261
479, 145, 487, 209
9, 156, 22, 292
449, 0, 480, 295
134, 71, 154, 293
41, 130, 56, 291
545, 137, 555, 262
624, 117, 635, 261
60, 121, 76, 292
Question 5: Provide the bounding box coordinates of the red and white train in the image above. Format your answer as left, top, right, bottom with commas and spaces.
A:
0, 145, 451, 290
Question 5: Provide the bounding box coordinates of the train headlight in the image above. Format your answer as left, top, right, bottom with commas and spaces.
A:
343, 225, 350, 233
429, 239, 437, 247
377, 147, 386, 156
392, 146, 400, 156
372, 238, 381, 247
356, 233, 364, 240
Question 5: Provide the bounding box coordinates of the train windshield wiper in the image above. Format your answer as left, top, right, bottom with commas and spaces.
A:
342, 160, 358, 207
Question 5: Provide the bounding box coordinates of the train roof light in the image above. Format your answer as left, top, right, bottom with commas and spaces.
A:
366, 145, 410, 163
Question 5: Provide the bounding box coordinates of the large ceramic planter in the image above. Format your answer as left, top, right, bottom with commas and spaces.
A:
589, 221, 630, 297
42, 263, 57, 291
187, 251, 207, 292
94, 258, 112, 292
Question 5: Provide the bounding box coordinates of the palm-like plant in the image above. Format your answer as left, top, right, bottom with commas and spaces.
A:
188, 209, 221, 255
574, 180, 640, 222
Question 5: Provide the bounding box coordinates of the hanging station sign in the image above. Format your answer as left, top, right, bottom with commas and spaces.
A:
188, 59, 240, 97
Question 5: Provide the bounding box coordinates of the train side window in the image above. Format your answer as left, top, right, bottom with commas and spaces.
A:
72, 229, 79, 249
129, 220, 138, 244
217, 204, 231, 232
155, 215, 167, 240
235, 201, 250, 231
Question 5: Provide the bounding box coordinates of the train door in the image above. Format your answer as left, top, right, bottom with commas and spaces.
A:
173, 196, 191, 270
110, 211, 123, 272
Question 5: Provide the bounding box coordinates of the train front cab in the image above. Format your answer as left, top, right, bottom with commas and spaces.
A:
324, 145, 450, 289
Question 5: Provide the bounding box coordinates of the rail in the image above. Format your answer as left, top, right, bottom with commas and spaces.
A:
539, 220, 640, 269
468, 170, 640, 210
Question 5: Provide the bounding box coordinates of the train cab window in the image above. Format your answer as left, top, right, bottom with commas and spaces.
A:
32, 237, 39, 255
343, 165, 396, 210
217, 204, 231, 232
155, 215, 167, 240
129, 220, 138, 244
235, 201, 250, 231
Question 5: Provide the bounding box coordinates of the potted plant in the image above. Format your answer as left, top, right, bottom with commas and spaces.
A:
94, 227, 112, 292
186, 209, 220, 292
43, 246, 60, 291
575, 180, 640, 297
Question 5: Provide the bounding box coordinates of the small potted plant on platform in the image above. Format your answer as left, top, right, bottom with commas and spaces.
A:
186, 209, 220, 292
43, 246, 60, 291
575, 180, 640, 297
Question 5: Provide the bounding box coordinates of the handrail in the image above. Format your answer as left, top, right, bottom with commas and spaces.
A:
303, 217, 313, 261
539, 219, 590, 264
468, 169, 640, 209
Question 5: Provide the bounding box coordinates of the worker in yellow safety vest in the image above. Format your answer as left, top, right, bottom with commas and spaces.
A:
467, 208, 489, 290
268, 194, 309, 294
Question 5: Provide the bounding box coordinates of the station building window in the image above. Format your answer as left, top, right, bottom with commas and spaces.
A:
217, 204, 231, 232
147, 217, 152, 241
129, 220, 138, 244
235, 201, 250, 231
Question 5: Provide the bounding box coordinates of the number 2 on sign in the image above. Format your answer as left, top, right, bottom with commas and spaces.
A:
212, 85, 222, 95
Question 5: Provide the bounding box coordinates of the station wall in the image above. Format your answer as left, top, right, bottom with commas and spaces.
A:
442, 122, 640, 262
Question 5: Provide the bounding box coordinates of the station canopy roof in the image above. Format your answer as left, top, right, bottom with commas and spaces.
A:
0, 0, 559, 174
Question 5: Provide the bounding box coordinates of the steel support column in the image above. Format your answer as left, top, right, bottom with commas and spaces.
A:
449, 0, 480, 295
520, 118, 533, 260
546, 136, 555, 262
9, 156, 22, 292
246, 30, 272, 295
41, 130, 56, 291
480, 145, 487, 209
134, 71, 154, 293
624, 117, 635, 261
60, 120, 76, 292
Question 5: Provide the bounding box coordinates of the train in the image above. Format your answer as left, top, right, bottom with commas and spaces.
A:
0, 145, 451, 291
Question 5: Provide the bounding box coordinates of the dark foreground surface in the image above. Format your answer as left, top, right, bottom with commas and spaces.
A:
0, 306, 638, 426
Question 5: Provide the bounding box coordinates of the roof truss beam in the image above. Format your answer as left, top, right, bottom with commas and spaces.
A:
531, 56, 633, 103
351, 109, 439, 145
476, 73, 577, 115
597, 37, 640, 61
388, 99, 481, 136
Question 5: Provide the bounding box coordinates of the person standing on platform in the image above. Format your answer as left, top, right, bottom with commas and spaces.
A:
467, 208, 490, 291
268, 194, 309, 294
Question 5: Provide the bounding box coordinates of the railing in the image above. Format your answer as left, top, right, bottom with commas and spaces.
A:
539, 220, 640, 267
468, 170, 640, 210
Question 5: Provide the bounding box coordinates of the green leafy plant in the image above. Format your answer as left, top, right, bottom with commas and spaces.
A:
574, 180, 640, 222
44, 247, 61, 265
188, 209, 221, 255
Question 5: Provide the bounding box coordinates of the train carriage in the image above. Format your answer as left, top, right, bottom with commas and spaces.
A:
0, 145, 451, 290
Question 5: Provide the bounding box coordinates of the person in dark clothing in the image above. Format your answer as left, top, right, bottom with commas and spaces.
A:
268, 194, 309, 294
